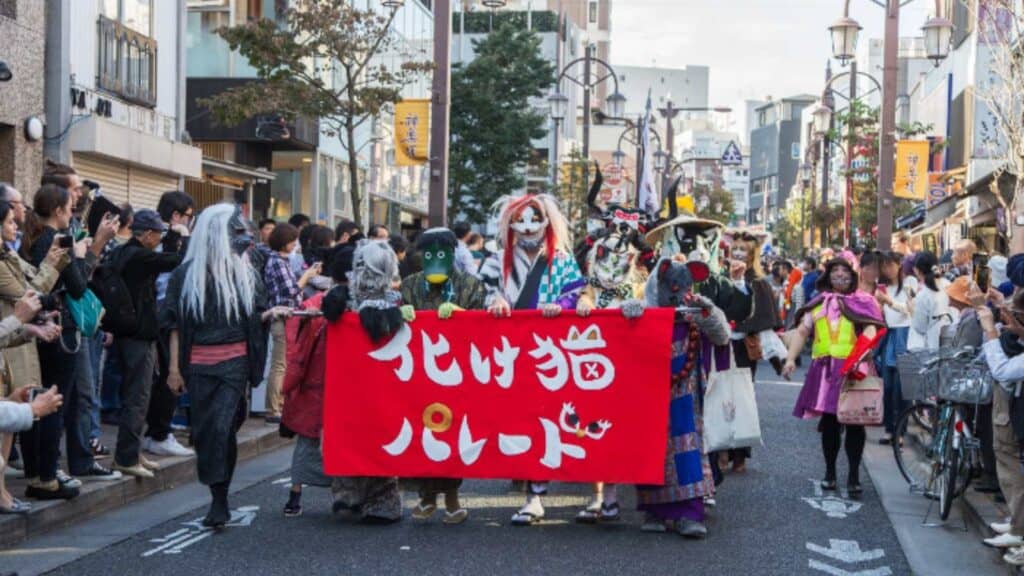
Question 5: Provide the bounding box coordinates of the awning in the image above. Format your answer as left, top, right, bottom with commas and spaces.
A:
201, 157, 276, 183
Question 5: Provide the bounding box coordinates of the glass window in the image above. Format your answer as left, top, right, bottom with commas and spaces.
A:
333, 160, 348, 216
186, 11, 231, 76
122, 0, 152, 35
318, 161, 329, 222
588, 1, 598, 23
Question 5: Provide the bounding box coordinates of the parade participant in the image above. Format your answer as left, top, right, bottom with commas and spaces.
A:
281, 245, 355, 518
573, 228, 646, 523
398, 228, 487, 525
783, 258, 885, 495
162, 204, 286, 529
720, 232, 779, 472
638, 258, 729, 538
477, 193, 584, 526
329, 240, 403, 524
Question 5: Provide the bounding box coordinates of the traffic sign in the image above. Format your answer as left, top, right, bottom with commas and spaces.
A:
721, 141, 743, 165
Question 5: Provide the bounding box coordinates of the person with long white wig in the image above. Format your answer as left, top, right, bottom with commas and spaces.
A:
160, 203, 291, 529
476, 193, 585, 526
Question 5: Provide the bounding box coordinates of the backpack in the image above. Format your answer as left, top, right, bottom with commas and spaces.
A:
90, 245, 138, 336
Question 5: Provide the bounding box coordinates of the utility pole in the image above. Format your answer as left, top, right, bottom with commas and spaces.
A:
822, 61, 833, 248
428, 0, 453, 227
581, 44, 594, 198
844, 59, 857, 248
876, 0, 900, 250
658, 98, 680, 193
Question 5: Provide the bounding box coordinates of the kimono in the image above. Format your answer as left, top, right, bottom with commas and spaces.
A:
637, 305, 730, 523
478, 247, 584, 310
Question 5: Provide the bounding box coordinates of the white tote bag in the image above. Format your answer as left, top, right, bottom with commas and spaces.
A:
703, 347, 763, 453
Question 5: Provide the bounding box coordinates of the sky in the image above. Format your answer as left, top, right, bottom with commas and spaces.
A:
611, 0, 930, 110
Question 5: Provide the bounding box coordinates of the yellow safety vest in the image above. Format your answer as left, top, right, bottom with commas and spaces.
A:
811, 305, 856, 360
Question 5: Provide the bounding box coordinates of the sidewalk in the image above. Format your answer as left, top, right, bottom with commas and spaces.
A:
861, 426, 1014, 575
0, 418, 291, 549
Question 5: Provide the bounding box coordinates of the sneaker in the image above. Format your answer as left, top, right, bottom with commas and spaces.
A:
25, 479, 79, 500
1004, 546, 1024, 566
985, 533, 1024, 548
992, 521, 1012, 535
76, 463, 123, 482
144, 436, 194, 457
112, 462, 154, 479
676, 518, 708, 539
56, 470, 82, 489
139, 455, 160, 471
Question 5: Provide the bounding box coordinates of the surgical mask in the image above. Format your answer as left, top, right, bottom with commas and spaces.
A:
516, 237, 544, 251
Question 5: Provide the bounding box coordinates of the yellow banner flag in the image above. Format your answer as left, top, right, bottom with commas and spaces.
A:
894, 140, 929, 200
394, 99, 430, 166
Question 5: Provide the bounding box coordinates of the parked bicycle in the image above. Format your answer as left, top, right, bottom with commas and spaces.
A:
891, 347, 994, 520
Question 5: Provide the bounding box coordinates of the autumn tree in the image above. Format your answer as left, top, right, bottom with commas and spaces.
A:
199, 0, 432, 226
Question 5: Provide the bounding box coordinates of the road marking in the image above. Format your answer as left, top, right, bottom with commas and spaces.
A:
806, 539, 892, 576
272, 477, 291, 485
803, 479, 862, 519
142, 506, 260, 557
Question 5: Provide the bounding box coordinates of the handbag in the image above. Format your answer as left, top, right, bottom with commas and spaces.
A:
703, 347, 763, 453
63, 289, 104, 338
837, 372, 884, 426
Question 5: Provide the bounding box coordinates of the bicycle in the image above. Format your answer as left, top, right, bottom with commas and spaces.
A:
891, 347, 993, 521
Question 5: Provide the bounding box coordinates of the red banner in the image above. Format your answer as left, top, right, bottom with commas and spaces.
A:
323, 309, 674, 485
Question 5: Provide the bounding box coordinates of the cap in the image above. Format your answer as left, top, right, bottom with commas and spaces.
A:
989, 255, 1009, 287
130, 209, 167, 232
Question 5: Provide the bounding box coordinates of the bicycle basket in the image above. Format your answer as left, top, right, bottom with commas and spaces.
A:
938, 361, 994, 405
897, 350, 942, 401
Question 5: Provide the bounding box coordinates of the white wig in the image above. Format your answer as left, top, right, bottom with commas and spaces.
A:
351, 239, 399, 306
491, 193, 571, 260
181, 203, 257, 323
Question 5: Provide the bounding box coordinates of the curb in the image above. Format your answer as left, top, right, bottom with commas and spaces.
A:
0, 422, 292, 549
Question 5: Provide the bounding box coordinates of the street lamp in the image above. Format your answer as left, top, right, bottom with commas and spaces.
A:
829, 16, 862, 63
922, 16, 954, 63
553, 44, 624, 194
548, 91, 568, 122
654, 150, 668, 173
612, 149, 626, 168
812, 104, 833, 136
800, 162, 814, 185
382, 0, 405, 8
827, 0, 952, 250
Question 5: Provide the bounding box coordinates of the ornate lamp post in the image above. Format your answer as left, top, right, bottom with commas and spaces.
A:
828, 0, 952, 248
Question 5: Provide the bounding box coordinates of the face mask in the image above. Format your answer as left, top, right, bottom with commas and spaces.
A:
228, 208, 254, 256
830, 268, 852, 291
516, 237, 543, 251
511, 205, 548, 238
421, 243, 454, 285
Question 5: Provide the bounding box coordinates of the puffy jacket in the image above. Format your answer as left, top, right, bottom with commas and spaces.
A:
281, 292, 328, 439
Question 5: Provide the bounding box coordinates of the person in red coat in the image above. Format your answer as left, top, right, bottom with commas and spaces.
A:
280, 245, 354, 517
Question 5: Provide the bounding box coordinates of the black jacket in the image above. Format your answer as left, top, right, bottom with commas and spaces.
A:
116, 238, 182, 341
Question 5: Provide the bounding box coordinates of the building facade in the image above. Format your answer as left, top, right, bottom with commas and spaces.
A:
45, 0, 201, 209
747, 94, 816, 227
0, 0, 46, 196
187, 0, 433, 230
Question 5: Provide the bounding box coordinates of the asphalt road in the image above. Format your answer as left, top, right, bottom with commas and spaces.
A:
42, 368, 917, 576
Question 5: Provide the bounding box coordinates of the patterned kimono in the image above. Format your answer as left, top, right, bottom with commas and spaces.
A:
478, 247, 583, 310
637, 308, 729, 523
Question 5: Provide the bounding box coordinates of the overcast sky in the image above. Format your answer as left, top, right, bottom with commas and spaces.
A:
611, 0, 930, 109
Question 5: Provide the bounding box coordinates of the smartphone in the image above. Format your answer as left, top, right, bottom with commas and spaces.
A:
57, 235, 73, 249
28, 387, 44, 401
974, 253, 990, 292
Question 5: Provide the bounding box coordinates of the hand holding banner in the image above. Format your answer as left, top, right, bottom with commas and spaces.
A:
322, 309, 674, 485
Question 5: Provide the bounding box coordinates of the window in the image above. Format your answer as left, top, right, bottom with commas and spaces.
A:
100, 0, 152, 36
588, 1, 598, 24
186, 10, 230, 77
98, 0, 157, 107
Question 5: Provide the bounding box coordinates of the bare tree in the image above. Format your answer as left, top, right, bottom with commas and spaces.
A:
970, 0, 1024, 239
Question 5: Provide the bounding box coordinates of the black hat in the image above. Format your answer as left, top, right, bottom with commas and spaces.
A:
130, 209, 167, 232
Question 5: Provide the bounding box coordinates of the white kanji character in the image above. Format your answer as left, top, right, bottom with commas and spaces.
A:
493, 337, 519, 388
470, 344, 490, 384
498, 433, 532, 456
560, 325, 616, 390
422, 428, 451, 462
422, 331, 463, 386
529, 335, 569, 391
538, 418, 586, 469
368, 324, 414, 382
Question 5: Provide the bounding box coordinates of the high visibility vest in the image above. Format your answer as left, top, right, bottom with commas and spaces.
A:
811, 305, 856, 360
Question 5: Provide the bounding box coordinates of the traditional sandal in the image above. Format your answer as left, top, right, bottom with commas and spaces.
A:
510, 511, 543, 526
412, 503, 437, 519
443, 509, 469, 525
575, 498, 603, 524
600, 502, 620, 521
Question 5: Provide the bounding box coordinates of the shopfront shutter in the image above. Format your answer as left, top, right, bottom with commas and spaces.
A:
128, 167, 177, 211
71, 154, 129, 204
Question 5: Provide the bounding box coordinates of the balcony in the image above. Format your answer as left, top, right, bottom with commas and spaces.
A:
97, 15, 158, 108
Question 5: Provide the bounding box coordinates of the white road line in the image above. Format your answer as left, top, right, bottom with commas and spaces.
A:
142, 532, 199, 557
164, 530, 214, 554
759, 379, 802, 387
808, 559, 892, 576
148, 528, 189, 543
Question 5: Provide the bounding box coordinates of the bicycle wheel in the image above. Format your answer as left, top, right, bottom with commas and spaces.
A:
893, 404, 936, 489
911, 402, 937, 435
940, 417, 958, 521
